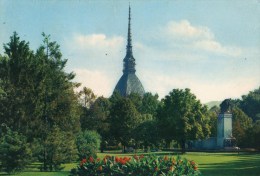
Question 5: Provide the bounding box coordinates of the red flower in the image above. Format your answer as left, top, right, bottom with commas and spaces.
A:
140, 154, 144, 159
89, 156, 94, 163
194, 166, 198, 170
119, 159, 127, 165
115, 156, 119, 163
190, 161, 195, 165
80, 158, 87, 166
134, 155, 139, 160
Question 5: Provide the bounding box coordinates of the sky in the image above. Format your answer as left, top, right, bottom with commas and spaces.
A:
0, 0, 259, 103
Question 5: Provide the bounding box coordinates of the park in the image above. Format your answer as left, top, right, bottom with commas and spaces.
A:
1, 1, 260, 176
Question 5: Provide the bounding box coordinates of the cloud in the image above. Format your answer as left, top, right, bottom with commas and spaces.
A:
74, 68, 116, 97
162, 20, 242, 57
65, 33, 125, 71
141, 70, 259, 103
165, 20, 214, 41
74, 34, 124, 51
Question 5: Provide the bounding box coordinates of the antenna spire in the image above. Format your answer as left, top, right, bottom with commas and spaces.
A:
127, 4, 132, 55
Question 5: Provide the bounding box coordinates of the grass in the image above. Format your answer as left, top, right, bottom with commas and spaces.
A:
1, 152, 260, 176
182, 152, 260, 176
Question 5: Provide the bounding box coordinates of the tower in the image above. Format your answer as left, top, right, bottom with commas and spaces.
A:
114, 6, 145, 97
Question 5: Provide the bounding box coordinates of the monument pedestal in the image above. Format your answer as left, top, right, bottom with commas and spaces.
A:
217, 113, 232, 148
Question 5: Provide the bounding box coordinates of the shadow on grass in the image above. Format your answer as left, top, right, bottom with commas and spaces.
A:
200, 154, 260, 176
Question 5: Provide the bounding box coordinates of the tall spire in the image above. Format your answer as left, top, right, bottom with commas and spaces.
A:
123, 4, 136, 74
113, 5, 145, 97
127, 5, 132, 55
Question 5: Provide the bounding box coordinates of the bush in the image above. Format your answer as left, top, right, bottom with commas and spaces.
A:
76, 130, 101, 159
72, 155, 200, 176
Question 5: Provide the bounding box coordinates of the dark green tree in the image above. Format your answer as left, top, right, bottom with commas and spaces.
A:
239, 87, 260, 122
110, 98, 141, 152
244, 121, 260, 149
0, 32, 81, 171
133, 119, 160, 150
232, 107, 252, 147
39, 126, 77, 171
157, 88, 211, 152
0, 124, 32, 173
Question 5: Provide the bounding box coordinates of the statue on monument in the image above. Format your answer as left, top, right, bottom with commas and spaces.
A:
220, 98, 232, 113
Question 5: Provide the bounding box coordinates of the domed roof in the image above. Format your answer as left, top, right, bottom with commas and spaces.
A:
113, 5, 145, 97
114, 73, 145, 97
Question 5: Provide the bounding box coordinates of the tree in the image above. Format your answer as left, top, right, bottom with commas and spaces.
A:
140, 92, 160, 117
231, 107, 252, 147
78, 87, 96, 108
76, 130, 101, 159
208, 105, 220, 137
239, 87, 260, 122
157, 88, 211, 152
133, 120, 160, 150
39, 126, 77, 171
245, 121, 260, 149
0, 124, 32, 173
0, 32, 81, 171
110, 98, 141, 152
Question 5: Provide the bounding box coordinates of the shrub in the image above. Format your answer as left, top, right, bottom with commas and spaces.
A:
72, 155, 200, 176
76, 130, 101, 159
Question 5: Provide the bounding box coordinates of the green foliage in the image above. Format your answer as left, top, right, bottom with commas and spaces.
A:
244, 121, 260, 150
0, 125, 32, 173
76, 130, 101, 159
240, 87, 260, 122
157, 88, 211, 150
110, 98, 141, 149
74, 155, 200, 176
232, 107, 252, 146
208, 106, 219, 137
140, 92, 161, 117
0, 32, 81, 171
133, 120, 160, 149
81, 96, 110, 135
39, 126, 77, 171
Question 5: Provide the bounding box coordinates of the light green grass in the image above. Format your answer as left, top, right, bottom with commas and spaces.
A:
1, 152, 260, 176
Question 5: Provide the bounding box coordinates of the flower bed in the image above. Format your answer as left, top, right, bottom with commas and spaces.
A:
72, 155, 201, 176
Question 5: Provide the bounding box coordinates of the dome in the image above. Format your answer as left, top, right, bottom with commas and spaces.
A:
114, 73, 145, 97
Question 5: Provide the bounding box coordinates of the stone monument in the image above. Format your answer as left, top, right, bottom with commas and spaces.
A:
217, 99, 235, 148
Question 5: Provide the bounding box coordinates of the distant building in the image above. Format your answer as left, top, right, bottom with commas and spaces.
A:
114, 6, 145, 97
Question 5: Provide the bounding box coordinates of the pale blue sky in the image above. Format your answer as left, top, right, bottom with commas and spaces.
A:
1, 0, 259, 103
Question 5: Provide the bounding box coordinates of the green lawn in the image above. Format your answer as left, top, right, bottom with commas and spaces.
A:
1, 152, 260, 176
182, 152, 260, 176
